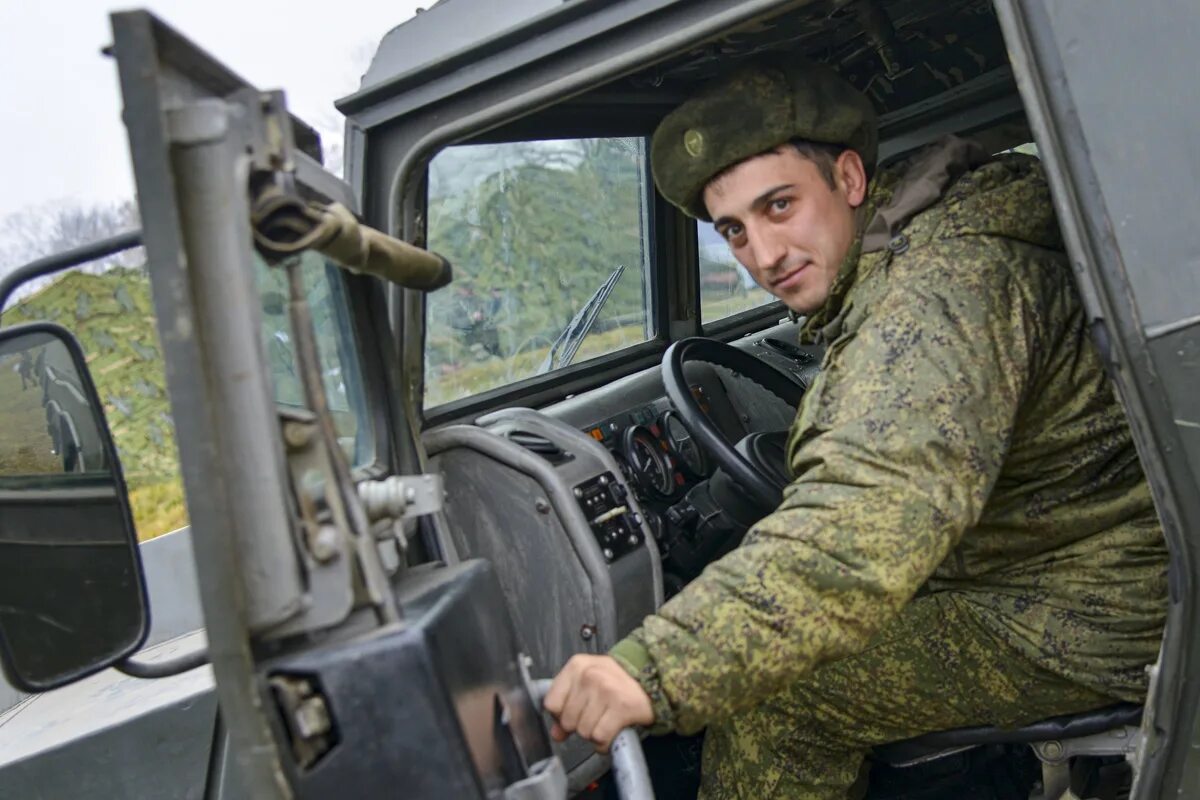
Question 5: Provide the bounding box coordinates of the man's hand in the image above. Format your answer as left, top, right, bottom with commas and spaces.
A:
543, 654, 654, 753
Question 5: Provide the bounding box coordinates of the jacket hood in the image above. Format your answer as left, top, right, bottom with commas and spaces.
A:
801, 135, 1064, 340
863, 134, 1064, 254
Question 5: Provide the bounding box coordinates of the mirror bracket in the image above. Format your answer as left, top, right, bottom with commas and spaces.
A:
115, 646, 209, 680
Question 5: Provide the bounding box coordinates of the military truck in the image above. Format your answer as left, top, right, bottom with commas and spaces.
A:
0, 1, 1197, 798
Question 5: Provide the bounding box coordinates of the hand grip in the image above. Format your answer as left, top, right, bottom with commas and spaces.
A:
610, 728, 655, 800
528, 678, 655, 800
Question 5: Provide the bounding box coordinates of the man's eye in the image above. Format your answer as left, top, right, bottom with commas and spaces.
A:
723, 225, 743, 241
770, 198, 791, 212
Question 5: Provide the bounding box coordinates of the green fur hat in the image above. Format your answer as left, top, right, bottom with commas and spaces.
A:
651, 59, 878, 220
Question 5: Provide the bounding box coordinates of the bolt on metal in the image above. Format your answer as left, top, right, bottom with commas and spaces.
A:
283, 420, 313, 449
310, 525, 340, 562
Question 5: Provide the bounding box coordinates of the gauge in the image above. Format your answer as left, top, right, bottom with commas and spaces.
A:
660, 410, 708, 478
610, 450, 633, 484
621, 425, 674, 498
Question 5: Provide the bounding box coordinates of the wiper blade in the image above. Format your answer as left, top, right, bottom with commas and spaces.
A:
537, 265, 625, 375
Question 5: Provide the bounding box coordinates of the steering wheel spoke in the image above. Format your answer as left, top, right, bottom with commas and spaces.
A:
661, 338, 805, 510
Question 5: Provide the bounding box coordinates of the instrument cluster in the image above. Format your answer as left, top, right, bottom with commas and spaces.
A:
581, 393, 710, 504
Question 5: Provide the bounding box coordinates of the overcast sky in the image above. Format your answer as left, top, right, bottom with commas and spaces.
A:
0, 1, 425, 224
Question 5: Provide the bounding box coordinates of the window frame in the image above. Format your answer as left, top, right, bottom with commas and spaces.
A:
702, 299, 789, 338
333, 267, 397, 481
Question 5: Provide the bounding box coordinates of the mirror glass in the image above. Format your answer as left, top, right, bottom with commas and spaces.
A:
0, 325, 148, 691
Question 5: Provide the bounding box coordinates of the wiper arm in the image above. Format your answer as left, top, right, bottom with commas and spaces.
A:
537, 265, 625, 375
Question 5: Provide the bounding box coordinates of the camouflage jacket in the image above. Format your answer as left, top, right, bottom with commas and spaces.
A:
611, 137, 1168, 735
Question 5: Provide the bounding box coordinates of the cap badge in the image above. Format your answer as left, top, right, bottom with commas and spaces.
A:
683, 129, 705, 158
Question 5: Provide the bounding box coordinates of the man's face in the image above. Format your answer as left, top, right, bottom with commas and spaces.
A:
704, 148, 867, 314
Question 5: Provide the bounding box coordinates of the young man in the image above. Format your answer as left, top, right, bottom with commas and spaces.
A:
545, 59, 1167, 799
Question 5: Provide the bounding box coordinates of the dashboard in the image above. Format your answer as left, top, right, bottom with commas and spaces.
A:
581, 389, 711, 501
422, 319, 823, 781
543, 323, 823, 582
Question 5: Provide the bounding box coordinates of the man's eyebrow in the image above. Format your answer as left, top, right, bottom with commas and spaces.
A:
751, 183, 795, 209
712, 184, 795, 231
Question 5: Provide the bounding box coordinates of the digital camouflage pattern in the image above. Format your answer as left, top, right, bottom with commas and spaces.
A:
610, 137, 1168, 798
650, 58, 878, 221
698, 593, 1112, 798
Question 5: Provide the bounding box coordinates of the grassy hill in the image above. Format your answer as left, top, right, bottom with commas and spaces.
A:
2, 267, 186, 541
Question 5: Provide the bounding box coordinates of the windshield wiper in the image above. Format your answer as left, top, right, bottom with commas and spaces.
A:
537, 265, 625, 376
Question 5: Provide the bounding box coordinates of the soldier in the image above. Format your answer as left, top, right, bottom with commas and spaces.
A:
545, 59, 1168, 799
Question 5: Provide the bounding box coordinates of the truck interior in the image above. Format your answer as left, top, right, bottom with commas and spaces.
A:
4, 1, 1192, 799
348, 1, 1150, 797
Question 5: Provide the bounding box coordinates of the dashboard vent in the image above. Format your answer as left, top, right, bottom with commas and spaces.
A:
505, 430, 573, 465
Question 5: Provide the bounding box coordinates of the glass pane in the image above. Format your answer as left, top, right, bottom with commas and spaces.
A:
697, 224, 777, 324
1006, 142, 1040, 157
0, 333, 108, 478
253, 251, 372, 467
426, 137, 653, 408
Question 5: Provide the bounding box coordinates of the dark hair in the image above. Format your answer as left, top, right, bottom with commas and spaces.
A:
707, 137, 847, 193
784, 139, 846, 189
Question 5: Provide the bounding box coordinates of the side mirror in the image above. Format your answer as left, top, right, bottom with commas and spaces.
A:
0, 322, 149, 692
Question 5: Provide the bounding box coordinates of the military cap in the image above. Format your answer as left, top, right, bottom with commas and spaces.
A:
651, 58, 878, 220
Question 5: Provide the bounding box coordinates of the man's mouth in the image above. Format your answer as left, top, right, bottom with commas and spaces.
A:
771, 261, 811, 290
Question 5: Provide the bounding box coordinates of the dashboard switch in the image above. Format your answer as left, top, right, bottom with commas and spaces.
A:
574, 472, 643, 562
665, 501, 698, 529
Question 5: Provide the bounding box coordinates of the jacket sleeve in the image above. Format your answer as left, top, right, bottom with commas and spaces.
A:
611, 237, 1042, 735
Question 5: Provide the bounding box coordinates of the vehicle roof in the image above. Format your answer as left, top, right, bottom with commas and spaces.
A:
343, 0, 1025, 162
358, 0, 565, 96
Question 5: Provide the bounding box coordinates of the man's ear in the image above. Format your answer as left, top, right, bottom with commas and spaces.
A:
835, 150, 868, 208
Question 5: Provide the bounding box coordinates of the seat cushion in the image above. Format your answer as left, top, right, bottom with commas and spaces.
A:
873, 702, 1143, 766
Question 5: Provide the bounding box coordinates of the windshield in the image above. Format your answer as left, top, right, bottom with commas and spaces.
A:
425, 137, 654, 408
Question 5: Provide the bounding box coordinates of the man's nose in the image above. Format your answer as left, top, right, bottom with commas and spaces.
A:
745, 223, 788, 270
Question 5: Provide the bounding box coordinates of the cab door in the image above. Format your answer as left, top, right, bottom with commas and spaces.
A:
109, 11, 556, 799
993, 3, 1200, 797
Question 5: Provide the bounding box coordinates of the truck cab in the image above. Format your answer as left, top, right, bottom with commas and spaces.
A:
0, 2, 1197, 799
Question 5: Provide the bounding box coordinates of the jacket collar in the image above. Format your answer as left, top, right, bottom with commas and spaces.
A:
799, 136, 988, 342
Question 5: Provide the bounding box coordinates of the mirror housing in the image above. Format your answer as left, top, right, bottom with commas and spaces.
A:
0, 322, 149, 692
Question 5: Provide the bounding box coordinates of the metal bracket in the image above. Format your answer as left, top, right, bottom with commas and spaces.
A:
232, 87, 297, 177
1029, 726, 1142, 800
271, 406, 355, 637
1031, 725, 1142, 765
503, 756, 568, 800
269, 674, 335, 771
358, 474, 445, 521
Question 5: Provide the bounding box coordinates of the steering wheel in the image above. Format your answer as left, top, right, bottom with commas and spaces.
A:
661, 337, 806, 510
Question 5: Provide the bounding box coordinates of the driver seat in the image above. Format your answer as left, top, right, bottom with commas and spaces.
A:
872, 703, 1143, 799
